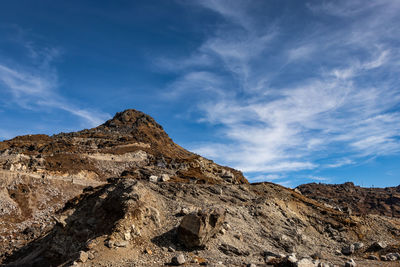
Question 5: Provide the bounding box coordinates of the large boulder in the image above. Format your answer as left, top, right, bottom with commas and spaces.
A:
177, 207, 226, 248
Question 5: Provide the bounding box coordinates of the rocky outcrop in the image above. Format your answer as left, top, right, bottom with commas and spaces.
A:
0, 109, 247, 259
297, 182, 400, 218
177, 207, 225, 248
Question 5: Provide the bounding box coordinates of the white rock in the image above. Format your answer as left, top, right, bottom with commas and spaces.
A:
287, 253, 297, 263
149, 175, 158, 182
77, 251, 88, 263
160, 174, 170, 182
353, 242, 364, 250
386, 253, 400, 261
296, 258, 316, 267
172, 254, 185, 265
124, 232, 131, 241
180, 207, 190, 215
115, 240, 129, 247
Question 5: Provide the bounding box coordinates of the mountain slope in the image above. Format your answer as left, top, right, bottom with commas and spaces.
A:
0, 109, 246, 259
297, 182, 400, 218
4, 179, 400, 266
0, 109, 399, 267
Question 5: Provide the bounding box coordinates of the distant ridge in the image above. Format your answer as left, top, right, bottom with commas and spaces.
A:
297, 182, 400, 218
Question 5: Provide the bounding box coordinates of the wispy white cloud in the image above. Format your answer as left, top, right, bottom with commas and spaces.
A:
154, 53, 214, 73
0, 32, 109, 128
0, 64, 54, 96
325, 159, 354, 168
163, 71, 225, 99
307, 0, 396, 18
159, 0, 400, 181
197, 0, 254, 30
287, 45, 316, 62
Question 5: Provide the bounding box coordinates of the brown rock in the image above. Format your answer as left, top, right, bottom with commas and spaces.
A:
77, 251, 88, 263
177, 207, 226, 248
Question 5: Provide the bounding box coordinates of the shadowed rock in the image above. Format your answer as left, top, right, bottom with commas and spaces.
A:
177, 208, 225, 248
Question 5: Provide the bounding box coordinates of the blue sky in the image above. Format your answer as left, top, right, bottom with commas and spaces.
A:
1, 0, 400, 187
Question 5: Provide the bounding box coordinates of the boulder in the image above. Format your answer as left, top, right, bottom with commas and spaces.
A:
87, 251, 95, 260
341, 244, 355, 255
114, 240, 129, 247
77, 251, 88, 263
368, 241, 387, 251
124, 232, 131, 241
178, 207, 191, 216
286, 253, 297, 264
160, 174, 170, 182
149, 175, 158, 182
177, 207, 226, 248
221, 169, 234, 179
353, 242, 364, 251
172, 254, 185, 265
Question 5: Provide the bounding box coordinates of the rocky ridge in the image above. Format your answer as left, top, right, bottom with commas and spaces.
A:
297, 182, 400, 218
0, 109, 399, 266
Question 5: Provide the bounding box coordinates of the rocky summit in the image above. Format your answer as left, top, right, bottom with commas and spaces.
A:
1, 109, 400, 267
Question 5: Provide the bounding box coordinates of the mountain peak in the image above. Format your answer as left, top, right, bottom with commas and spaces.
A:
102, 109, 163, 130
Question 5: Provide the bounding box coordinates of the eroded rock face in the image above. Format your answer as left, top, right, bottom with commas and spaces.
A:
2, 180, 400, 267
297, 182, 400, 218
0, 109, 248, 259
177, 208, 226, 248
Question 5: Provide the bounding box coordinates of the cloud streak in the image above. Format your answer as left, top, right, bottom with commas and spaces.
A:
159, 0, 400, 181
0, 32, 109, 128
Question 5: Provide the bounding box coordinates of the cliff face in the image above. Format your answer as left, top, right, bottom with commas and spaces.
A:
0, 109, 400, 267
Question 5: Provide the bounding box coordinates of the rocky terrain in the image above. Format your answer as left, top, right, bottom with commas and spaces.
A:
0, 109, 400, 267
297, 182, 400, 218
